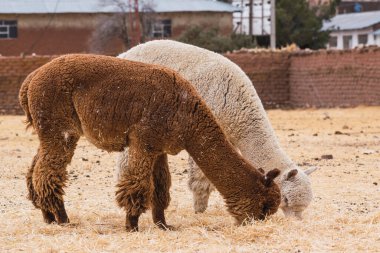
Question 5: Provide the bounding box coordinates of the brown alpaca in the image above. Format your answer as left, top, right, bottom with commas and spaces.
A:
19, 54, 281, 231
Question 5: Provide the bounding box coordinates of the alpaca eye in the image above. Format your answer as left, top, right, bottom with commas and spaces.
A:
284, 197, 289, 204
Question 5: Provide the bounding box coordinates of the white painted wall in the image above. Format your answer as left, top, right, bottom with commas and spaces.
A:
375, 34, 380, 45
327, 27, 380, 49
232, 0, 271, 35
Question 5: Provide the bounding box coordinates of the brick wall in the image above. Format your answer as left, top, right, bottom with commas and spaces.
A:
1, 47, 380, 114
0, 56, 54, 114
224, 52, 291, 107
289, 48, 380, 107
225, 47, 380, 108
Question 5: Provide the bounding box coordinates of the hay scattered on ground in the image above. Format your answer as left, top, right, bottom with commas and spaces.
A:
1, 107, 379, 252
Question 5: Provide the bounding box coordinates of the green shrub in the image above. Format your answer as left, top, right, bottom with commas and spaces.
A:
177, 26, 256, 53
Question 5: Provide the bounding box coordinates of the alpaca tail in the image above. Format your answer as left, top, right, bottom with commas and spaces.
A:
19, 70, 38, 130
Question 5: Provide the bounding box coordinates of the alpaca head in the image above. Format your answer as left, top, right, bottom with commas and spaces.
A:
232, 168, 281, 224
279, 167, 318, 219
258, 168, 282, 219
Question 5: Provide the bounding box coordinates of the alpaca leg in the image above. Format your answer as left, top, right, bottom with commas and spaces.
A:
115, 147, 129, 181
26, 150, 40, 208
115, 142, 156, 232
151, 154, 172, 230
188, 157, 215, 213
32, 131, 79, 224
26, 149, 57, 223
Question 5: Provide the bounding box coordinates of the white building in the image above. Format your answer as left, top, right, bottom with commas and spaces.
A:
322, 10, 380, 49
232, 0, 272, 35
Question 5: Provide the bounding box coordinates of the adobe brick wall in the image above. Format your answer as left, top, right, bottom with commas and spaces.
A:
1, 52, 291, 115
225, 47, 380, 108
0, 47, 379, 115
0, 56, 54, 114
289, 48, 380, 107
224, 51, 291, 107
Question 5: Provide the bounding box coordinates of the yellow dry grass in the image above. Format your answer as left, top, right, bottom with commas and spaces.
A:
1, 107, 379, 252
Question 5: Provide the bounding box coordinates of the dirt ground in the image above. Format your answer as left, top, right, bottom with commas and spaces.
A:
0, 107, 379, 252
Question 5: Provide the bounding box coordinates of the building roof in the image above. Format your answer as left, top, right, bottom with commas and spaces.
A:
322, 10, 380, 31
0, 0, 239, 14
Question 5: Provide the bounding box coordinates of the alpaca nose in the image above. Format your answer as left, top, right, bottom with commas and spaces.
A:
294, 211, 303, 220
281, 206, 294, 217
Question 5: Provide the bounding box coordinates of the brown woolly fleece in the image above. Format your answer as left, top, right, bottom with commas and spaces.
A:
19, 54, 281, 231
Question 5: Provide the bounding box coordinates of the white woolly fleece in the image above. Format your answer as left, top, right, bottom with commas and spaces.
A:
117, 40, 317, 218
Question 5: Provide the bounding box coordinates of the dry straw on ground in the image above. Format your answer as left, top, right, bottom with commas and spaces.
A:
1, 107, 379, 252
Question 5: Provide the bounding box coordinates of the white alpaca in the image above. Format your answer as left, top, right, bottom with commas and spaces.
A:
117, 40, 318, 218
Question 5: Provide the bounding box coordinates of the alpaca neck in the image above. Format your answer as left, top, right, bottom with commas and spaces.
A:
233, 93, 295, 172
186, 135, 258, 199
239, 130, 295, 172
184, 109, 261, 199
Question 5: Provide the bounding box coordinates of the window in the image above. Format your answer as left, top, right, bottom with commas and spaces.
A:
343, 35, 352, 49
151, 19, 171, 38
329, 36, 337, 48
0, 20, 17, 39
358, 34, 368, 45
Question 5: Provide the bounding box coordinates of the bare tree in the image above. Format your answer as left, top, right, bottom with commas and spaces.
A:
89, 0, 156, 54
139, 0, 156, 43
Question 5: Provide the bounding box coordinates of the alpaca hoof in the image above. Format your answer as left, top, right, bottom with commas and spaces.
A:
156, 223, 175, 231
55, 207, 70, 224
126, 215, 139, 232
194, 205, 207, 214
42, 210, 56, 224
126, 226, 139, 232
160, 225, 175, 231
193, 198, 209, 213
56, 216, 70, 225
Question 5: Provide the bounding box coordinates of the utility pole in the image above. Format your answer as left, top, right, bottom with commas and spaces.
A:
128, 0, 134, 46
128, 0, 141, 47
240, 0, 244, 34
248, 0, 253, 36
134, 0, 141, 45
270, 0, 276, 49
261, 0, 264, 35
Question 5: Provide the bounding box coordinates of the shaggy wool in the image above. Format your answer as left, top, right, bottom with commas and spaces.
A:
19, 54, 281, 231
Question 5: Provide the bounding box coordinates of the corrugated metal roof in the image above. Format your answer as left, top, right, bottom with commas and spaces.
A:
322, 11, 380, 31
0, 0, 239, 14
151, 0, 239, 12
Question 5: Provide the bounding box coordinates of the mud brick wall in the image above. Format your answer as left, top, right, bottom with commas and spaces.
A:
0, 56, 54, 114
1, 48, 380, 114
289, 48, 380, 107
225, 47, 380, 108
224, 52, 291, 108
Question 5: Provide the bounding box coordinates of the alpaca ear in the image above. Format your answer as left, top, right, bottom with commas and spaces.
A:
265, 169, 281, 186
304, 166, 319, 176
286, 169, 298, 180
258, 168, 265, 174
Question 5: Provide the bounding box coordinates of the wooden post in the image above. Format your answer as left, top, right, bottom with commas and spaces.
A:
270, 0, 276, 49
